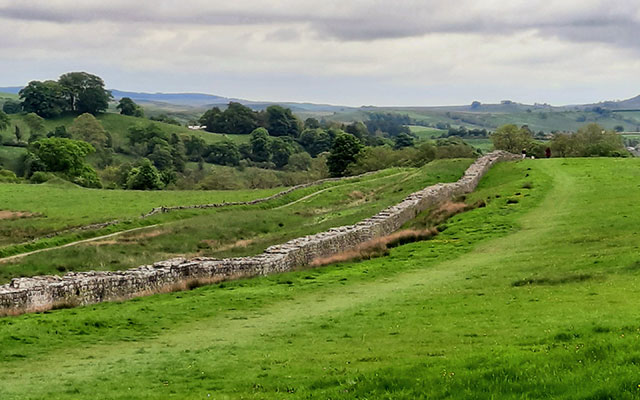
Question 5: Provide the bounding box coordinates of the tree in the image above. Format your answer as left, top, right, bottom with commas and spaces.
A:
58, 72, 111, 115
2, 100, 21, 114
250, 127, 271, 162
206, 142, 240, 166
47, 125, 71, 139
19, 80, 68, 118
550, 123, 625, 157
304, 117, 320, 129
199, 102, 260, 134
327, 133, 362, 177
184, 134, 207, 160
265, 105, 300, 137
14, 126, 22, 143
126, 158, 163, 190
286, 152, 312, 171
299, 128, 332, 157
116, 97, 144, 117
490, 124, 534, 153
23, 113, 45, 144
28, 137, 101, 187
225, 102, 259, 134
198, 107, 225, 133
0, 110, 9, 131
393, 133, 415, 149
269, 137, 294, 168
68, 113, 109, 148
345, 121, 369, 141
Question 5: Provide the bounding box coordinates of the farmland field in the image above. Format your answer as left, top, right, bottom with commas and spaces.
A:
2, 158, 640, 398
0, 160, 472, 281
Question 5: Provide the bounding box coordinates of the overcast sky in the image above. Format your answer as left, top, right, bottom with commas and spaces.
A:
1, 0, 640, 106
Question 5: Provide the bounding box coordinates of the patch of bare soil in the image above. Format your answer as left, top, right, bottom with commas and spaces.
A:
0, 210, 39, 220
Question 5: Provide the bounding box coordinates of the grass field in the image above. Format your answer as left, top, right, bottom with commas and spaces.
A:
0, 184, 282, 246
0, 160, 471, 282
1, 158, 640, 398
0, 113, 249, 154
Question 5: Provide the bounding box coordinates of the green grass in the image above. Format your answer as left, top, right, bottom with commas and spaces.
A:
3, 158, 640, 398
0, 160, 472, 281
0, 113, 249, 155
408, 125, 447, 139
0, 184, 282, 246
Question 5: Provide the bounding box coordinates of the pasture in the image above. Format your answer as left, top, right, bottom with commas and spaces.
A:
1, 158, 640, 398
0, 160, 471, 281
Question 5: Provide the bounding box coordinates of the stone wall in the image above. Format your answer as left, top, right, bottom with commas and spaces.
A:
0, 151, 519, 315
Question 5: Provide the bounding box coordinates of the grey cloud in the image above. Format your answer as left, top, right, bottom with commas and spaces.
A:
1, 0, 639, 49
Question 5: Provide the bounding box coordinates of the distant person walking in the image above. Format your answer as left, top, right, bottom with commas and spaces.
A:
545, 147, 551, 158
521, 149, 527, 159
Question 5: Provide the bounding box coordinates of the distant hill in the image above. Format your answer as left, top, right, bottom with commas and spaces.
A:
109, 89, 231, 107
0, 87, 21, 95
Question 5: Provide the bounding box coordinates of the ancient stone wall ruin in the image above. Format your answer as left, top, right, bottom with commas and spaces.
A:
0, 151, 519, 315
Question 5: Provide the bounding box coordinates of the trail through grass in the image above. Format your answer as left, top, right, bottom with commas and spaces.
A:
2, 158, 640, 398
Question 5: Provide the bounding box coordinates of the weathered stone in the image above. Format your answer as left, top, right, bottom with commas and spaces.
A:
0, 151, 519, 315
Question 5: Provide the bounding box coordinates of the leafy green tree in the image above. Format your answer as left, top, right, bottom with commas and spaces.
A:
304, 117, 320, 129
28, 137, 101, 187
19, 80, 68, 118
412, 142, 436, 166
199, 102, 259, 134
126, 158, 163, 190
58, 72, 111, 115
345, 121, 369, 141
225, 102, 259, 134
434, 137, 477, 159
184, 134, 207, 160
250, 127, 271, 162
269, 137, 294, 168
265, 105, 300, 137
148, 144, 174, 170
490, 124, 534, 153
198, 107, 225, 132
550, 123, 626, 157
47, 126, 71, 139
206, 142, 241, 166
0, 110, 9, 131
23, 113, 45, 143
393, 133, 415, 149
286, 152, 312, 171
116, 97, 144, 117
299, 128, 332, 157
69, 113, 109, 148
2, 100, 21, 114
327, 133, 362, 177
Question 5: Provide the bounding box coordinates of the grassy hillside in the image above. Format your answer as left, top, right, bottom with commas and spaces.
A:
0, 184, 282, 246
0, 112, 249, 151
0, 160, 472, 281
338, 108, 640, 134
2, 158, 640, 398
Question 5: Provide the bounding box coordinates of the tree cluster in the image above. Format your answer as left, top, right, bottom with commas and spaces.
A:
23, 137, 101, 188
198, 103, 301, 137
550, 123, 626, 157
19, 72, 111, 118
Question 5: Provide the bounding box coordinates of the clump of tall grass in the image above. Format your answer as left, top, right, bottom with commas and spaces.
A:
310, 228, 438, 267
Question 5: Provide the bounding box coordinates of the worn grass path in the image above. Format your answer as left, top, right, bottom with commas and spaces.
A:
2, 158, 640, 399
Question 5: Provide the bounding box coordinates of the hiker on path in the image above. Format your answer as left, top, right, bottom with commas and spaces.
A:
545, 147, 551, 158
522, 149, 527, 159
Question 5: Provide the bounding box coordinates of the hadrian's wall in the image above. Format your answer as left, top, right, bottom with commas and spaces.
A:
0, 151, 519, 315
